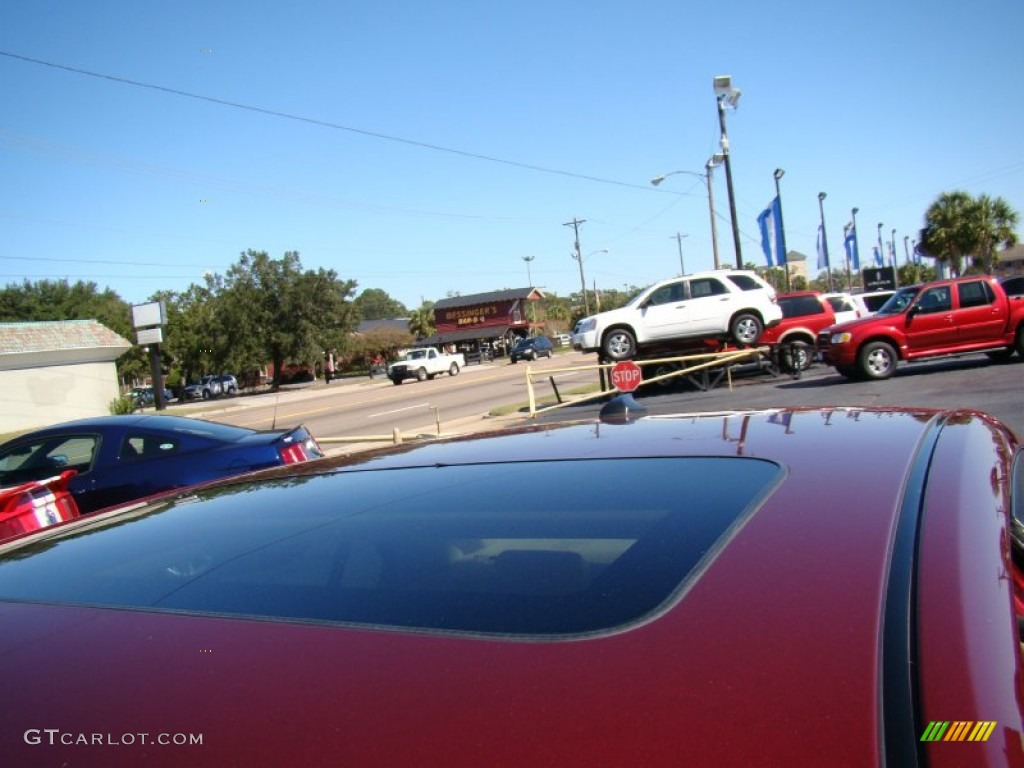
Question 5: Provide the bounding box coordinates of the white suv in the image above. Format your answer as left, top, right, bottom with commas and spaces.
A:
572, 270, 782, 361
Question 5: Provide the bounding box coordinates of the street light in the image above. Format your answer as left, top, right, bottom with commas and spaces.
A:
521, 255, 535, 286
818, 192, 833, 291
773, 168, 789, 290
650, 154, 724, 269
714, 75, 743, 269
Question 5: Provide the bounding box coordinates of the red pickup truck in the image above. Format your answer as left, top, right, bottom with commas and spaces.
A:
817, 276, 1024, 380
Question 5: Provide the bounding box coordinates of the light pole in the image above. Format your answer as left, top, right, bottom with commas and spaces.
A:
706, 153, 725, 269
650, 155, 724, 270
891, 228, 899, 288
843, 223, 853, 289
522, 255, 535, 286
773, 168, 789, 290
672, 233, 688, 275
818, 192, 833, 291
564, 218, 588, 315
714, 75, 743, 269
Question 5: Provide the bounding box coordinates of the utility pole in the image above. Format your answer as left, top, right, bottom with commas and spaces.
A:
564, 218, 589, 316
672, 232, 688, 275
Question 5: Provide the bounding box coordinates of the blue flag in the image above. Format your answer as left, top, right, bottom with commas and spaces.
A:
872, 246, 884, 267
757, 197, 785, 267
844, 229, 860, 271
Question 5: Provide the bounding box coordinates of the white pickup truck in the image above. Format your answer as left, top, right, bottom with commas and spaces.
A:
387, 348, 465, 385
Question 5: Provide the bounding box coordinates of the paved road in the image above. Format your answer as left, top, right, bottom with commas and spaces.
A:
531, 353, 1024, 438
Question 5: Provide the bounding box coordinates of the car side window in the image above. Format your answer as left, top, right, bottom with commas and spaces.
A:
917, 286, 952, 313
688, 278, 727, 299
646, 282, 684, 306
0, 435, 97, 482
121, 436, 180, 461
957, 281, 994, 308
725, 274, 762, 291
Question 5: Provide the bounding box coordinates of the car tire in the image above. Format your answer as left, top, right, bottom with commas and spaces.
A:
646, 362, 680, 390
416, 367, 428, 382
602, 328, 637, 361
391, 377, 402, 386
985, 349, 1014, 363
1014, 325, 1024, 357
730, 313, 763, 346
780, 341, 814, 374
835, 365, 859, 380
448, 363, 460, 376
858, 341, 897, 380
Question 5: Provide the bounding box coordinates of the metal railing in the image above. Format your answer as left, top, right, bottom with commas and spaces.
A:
525, 347, 769, 417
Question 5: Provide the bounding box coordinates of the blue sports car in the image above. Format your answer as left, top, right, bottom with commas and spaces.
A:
0, 415, 323, 515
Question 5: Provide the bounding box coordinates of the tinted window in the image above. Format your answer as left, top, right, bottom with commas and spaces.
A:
862, 292, 895, 311
916, 286, 952, 313
779, 295, 826, 318
0, 458, 781, 637
688, 278, 728, 298
826, 296, 855, 312
726, 274, 763, 291
957, 280, 994, 308
120, 435, 181, 461
1001, 277, 1024, 297
646, 281, 684, 306
0, 435, 98, 484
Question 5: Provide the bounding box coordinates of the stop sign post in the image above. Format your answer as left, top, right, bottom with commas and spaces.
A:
610, 360, 643, 393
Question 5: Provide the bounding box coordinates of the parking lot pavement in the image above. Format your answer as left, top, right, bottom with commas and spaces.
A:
527, 353, 1024, 439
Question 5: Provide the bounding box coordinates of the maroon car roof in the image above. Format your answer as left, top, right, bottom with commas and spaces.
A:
0, 407, 1019, 767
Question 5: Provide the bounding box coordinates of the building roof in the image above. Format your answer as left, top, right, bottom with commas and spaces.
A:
0, 320, 132, 369
996, 244, 1024, 263
356, 318, 411, 335
433, 288, 544, 310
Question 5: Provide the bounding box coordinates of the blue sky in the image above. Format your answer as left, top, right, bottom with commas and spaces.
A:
2, 1, 1022, 311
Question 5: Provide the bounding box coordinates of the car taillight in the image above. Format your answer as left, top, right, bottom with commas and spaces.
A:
279, 443, 308, 464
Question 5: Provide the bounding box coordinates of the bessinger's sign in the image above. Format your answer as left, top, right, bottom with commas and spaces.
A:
434, 300, 522, 333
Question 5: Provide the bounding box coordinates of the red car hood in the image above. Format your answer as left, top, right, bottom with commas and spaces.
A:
0, 409, 1019, 767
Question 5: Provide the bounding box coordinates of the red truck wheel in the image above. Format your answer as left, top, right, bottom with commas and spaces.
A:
858, 341, 897, 380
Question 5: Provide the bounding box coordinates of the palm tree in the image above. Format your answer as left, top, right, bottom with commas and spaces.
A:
970, 194, 1018, 274
407, 303, 435, 340
919, 191, 1020, 275
918, 191, 975, 276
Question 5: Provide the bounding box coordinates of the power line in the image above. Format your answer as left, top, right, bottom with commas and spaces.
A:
0, 49, 657, 193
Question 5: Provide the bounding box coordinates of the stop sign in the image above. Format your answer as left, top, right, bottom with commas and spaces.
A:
610, 360, 643, 393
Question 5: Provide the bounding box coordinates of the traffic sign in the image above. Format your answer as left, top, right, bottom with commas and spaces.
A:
610, 360, 643, 393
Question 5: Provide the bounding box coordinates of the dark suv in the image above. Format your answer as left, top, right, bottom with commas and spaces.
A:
509, 336, 554, 363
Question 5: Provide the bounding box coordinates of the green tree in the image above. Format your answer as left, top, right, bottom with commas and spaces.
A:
970, 194, 1019, 274
918, 191, 1018, 276
354, 288, 408, 321
407, 302, 435, 340
218, 250, 359, 388
0, 278, 148, 383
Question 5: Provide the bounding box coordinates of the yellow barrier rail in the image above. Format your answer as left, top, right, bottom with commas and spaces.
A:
526, 347, 768, 418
